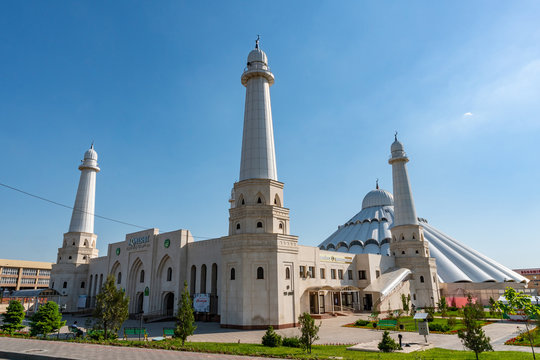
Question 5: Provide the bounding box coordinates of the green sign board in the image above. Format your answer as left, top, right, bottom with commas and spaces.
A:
164, 239, 170, 248
144, 286, 149, 296
116, 248, 120, 256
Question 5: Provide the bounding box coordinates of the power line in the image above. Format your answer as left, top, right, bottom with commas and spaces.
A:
0, 181, 214, 239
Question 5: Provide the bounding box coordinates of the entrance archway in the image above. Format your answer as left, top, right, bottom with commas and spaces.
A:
163, 292, 174, 316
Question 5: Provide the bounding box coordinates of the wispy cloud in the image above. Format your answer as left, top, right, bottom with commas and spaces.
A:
463, 112, 473, 117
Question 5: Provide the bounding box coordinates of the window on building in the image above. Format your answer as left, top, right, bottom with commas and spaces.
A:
117, 272, 122, 284
2, 268, 18, 275
140, 270, 145, 283
413, 293, 417, 300
257, 197, 262, 204
308, 266, 315, 278
257, 221, 263, 228
63, 281, 67, 288
285, 267, 290, 279
81, 281, 85, 289
257, 267, 264, 279
69, 256, 72, 260
241, 199, 245, 205
347, 270, 353, 280
22, 269, 37, 276
358, 270, 366, 280
279, 223, 283, 229
236, 223, 240, 230
420, 275, 425, 283
83, 256, 87, 260
230, 268, 235, 280
299, 266, 306, 278
415, 250, 419, 254
331, 269, 336, 279
401, 251, 405, 255
72, 242, 75, 245
376, 270, 380, 278
167, 267, 172, 281
338, 270, 344, 280
320, 268, 325, 279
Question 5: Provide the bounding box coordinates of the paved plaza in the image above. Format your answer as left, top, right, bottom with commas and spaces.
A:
0, 314, 536, 359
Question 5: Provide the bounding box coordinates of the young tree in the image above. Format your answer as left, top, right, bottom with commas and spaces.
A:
496, 287, 540, 360
298, 312, 320, 354
29, 301, 65, 337
93, 274, 129, 339
458, 294, 493, 360
1, 300, 25, 334
437, 296, 448, 318
174, 281, 196, 346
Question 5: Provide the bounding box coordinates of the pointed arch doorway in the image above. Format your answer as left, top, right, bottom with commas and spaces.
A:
163, 292, 174, 316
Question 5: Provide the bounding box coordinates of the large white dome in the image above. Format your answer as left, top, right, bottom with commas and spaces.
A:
319, 188, 527, 284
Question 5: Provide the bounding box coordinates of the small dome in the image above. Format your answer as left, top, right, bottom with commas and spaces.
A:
84, 146, 98, 161
247, 48, 268, 65
362, 189, 394, 209
391, 139, 404, 153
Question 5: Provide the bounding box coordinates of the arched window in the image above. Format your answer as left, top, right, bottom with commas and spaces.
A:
72, 241, 75, 246
140, 270, 145, 283
211, 263, 218, 295
412, 233, 416, 240
257, 197, 262, 204
279, 223, 283, 229
420, 275, 425, 283
80, 281, 85, 289
415, 250, 419, 254
257, 221, 263, 228
167, 267, 172, 281
84, 240, 88, 246
117, 272, 122, 284
401, 251, 405, 255
190, 265, 197, 294
413, 294, 417, 300
83, 255, 87, 260
241, 199, 245, 205
257, 267, 264, 279
63, 281, 67, 288
69, 256, 72, 259
200, 264, 207, 293
230, 267, 235, 280
285, 267, 290, 279
236, 223, 241, 230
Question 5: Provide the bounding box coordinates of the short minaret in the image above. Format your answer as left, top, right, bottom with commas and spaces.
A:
388, 136, 440, 308
221, 39, 299, 330
239, 36, 277, 181
69, 144, 100, 233
51, 144, 100, 311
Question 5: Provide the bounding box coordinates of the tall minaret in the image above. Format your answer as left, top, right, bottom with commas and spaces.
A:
239, 36, 278, 181
69, 144, 100, 233
51, 144, 100, 311
388, 136, 440, 308
221, 40, 299, 329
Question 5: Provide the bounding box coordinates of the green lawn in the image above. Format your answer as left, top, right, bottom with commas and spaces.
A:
0, 332, 535, 359
348, 316, 492, 334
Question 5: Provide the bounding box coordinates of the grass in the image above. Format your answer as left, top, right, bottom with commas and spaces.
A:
347, 316, 492, 334
0, 332, 534, 359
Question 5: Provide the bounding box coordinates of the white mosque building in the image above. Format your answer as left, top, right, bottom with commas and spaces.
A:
50, 40, 530, 329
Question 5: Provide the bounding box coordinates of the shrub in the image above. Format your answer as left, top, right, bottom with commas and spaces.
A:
87, 329, 117, 340
378, 330, 400, 352
354, 319, 370, 326
261, 326, 282, 347
425, 307, 435, 322
282, 336, 301, 348
447, 316, 457, 327
449, 306, 459, 312
429, 323, 450, 332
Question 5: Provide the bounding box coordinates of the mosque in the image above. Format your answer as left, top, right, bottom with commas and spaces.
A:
50, 40, 530, 329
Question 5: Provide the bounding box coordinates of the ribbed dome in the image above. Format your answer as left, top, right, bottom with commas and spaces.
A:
247, 48, 268, 65
391, 139, 404, 153
84, 146, 98, 161
362, 189, 394, 209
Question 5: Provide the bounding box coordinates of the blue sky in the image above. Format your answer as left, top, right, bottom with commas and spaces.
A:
1, 1, 539, 269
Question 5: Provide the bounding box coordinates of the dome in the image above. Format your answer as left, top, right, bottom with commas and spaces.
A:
84, 145, 98, 161
391, 139, 404, 154
362, 189, 394, 209
318, 189, 528, 284
247, 48, 268, 65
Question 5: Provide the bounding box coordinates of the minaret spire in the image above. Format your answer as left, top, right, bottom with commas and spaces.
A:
388, 136, 418, 227
239, 39, 277, 181
68, 145, 100, 233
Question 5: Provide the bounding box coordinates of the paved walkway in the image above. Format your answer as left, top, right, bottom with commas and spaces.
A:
0, 314, 535, 358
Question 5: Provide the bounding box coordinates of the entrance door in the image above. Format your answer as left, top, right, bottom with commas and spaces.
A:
319, 294, 325, 313
309, 293, 317, 314
137, 292, 144, 314
164, 293, 174, 316
364, 294, 373, 311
